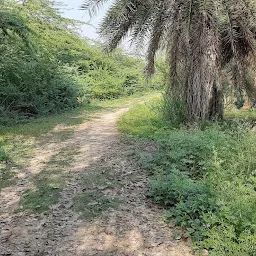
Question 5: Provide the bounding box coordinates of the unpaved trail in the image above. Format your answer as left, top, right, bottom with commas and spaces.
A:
0, 105, 193, 256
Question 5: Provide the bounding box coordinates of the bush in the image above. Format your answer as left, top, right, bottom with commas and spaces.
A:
0, 1, 150, 124
0, 57, 83, 123
84, 68, 146, 100
159, 94, 187, 126
149, 169, 216, 239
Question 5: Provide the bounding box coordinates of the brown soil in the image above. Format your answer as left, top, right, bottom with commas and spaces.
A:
0, 106, 193, 256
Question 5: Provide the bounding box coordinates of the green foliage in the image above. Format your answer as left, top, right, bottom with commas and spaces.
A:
74, 51, 147, 100
0, 8, 31, 42
85, 0, 256, 122
0, 57, 82, 121
149, 58, 169, 90
0, 0, 148, 124
159, 94, 187, 126
119, 97, 256, 255
149, 169, 216, 239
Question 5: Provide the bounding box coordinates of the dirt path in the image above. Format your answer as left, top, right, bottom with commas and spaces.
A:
0, 106, 192, 256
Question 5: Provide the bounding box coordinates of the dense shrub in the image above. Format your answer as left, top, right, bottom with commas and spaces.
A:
0, 55, 82, 121
0, 1, 149, 124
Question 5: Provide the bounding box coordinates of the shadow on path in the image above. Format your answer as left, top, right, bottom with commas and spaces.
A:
0, 107, 192, 256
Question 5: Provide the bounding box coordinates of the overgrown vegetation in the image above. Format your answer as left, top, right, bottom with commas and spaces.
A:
4, 0, 256, 254
0, 0, 151, 125
119, 97, 256, 255
0, 0, 156, 188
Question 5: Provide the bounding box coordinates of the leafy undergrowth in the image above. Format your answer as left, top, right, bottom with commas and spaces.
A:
118, 98, 256, 255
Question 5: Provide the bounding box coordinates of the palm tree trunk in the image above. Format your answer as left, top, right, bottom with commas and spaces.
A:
185, 19, 223, 122
209, 78, 224, 120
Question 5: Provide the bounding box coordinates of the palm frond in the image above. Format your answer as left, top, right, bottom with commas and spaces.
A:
99, 0, 151, 51
81, 0, 111, 17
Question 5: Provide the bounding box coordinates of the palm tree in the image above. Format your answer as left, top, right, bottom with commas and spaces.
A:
82, 0, 256, 122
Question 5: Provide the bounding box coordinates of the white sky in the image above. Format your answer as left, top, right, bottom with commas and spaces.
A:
60, 0, 112, 40
59, 1, 141, 54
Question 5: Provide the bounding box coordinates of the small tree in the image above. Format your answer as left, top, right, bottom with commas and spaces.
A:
82, 0, 256, 122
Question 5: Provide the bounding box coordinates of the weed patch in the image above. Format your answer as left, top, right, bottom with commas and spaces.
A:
119, 97, 256, 255
0, 142, 15, 190
0, 163, 14, 190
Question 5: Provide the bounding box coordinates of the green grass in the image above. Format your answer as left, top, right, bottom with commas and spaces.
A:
19, 145, 77, 213
0, 142, 14, 190
19, 144, 79, 213
225, 109, 256, 121
0, 104, 102, 138
20, 169, 66, 213
0, 163, 14, 190
119, 97, 256, 255
118, 95, 168, 137
74, 167, 120, 219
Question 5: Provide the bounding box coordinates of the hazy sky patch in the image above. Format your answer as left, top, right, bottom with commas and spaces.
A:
60, 0, 111, 40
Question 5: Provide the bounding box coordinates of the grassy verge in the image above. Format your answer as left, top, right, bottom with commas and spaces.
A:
118, 97, 256, 256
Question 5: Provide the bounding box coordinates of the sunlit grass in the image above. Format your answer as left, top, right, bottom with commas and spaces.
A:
225, 108, 256, 121
20, 169, 67, 213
